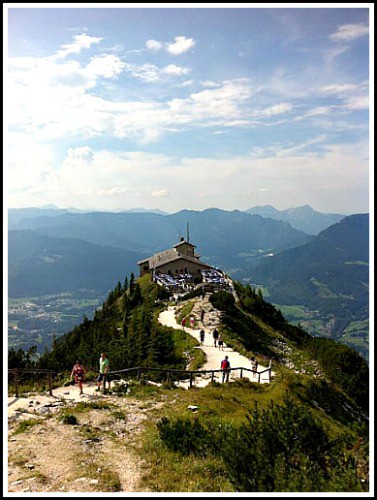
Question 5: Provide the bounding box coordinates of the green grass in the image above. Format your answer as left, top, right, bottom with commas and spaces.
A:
73, 401, 113, 412
58, 411, 78, 425
344, 320, 369, 334
134, 374, 361, 492
274, 304, 314, 319
13, 418, 41, 434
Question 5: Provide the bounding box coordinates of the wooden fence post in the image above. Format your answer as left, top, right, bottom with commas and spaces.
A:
258, 372, 261, 384
240, 368, 243, 378
14, 370, 19, 398
189, 372, 193, 388
211, 371, 214, 383
48, 372, 53, 396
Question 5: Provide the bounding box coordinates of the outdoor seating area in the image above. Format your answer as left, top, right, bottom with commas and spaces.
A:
153, 266, 230, 295
154, 272, 195, 292
201, 268, 227, 286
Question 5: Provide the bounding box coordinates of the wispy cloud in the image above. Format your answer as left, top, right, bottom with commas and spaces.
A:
329, 23, 369, 42
152, 189, 170, 198
276, 135, 327, 157
162, 64, 191, 76
253, 103, 294, 118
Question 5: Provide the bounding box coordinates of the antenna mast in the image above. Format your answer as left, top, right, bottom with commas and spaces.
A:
186, 222, 190, 243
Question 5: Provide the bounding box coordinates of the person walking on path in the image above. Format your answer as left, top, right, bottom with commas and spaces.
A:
218, 334, 224, 351
190, 315, 195, 328
181, 317, 187, 330
200, 309, 205, 323
96, 352, 110, 392
199, 329, 205, 344
213, 328, 219, 347
71, 360, 86, 395
221, 355, 231, 383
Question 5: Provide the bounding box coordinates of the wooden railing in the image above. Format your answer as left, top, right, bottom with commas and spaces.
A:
8, 368, 55, 398
107, 365, 272, 390
8, 364, 272, 397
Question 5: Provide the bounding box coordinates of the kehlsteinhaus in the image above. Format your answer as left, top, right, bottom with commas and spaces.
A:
138, 237, 211, 279
137, 237, 229, 293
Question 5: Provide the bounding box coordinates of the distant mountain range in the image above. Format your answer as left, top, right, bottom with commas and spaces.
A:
242, 214, 369, 357
7, 206, 369, 358
245, 204, 346, 235
8, 207, 312, 272
8, 230, 143, 297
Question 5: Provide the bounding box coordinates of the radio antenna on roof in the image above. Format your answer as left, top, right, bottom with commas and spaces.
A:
187, 222, 190, 243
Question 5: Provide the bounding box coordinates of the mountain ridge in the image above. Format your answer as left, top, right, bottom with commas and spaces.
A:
245, 204, 346, 234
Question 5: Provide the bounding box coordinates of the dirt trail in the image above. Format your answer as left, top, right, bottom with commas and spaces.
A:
158, 297, 274, 386
7, 382, 160, 493
7, 295, 272, 493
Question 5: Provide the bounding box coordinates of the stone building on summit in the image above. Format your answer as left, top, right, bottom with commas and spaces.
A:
137, 237, 211, 279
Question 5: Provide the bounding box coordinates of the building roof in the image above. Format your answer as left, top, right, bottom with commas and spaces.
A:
138, 247, 211, 270
173, 240, 196, 249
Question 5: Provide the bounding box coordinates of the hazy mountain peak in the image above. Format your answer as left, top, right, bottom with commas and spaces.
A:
245, 204, 345, 235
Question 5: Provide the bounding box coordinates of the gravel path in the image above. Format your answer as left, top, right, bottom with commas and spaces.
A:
158, 305, 273, 386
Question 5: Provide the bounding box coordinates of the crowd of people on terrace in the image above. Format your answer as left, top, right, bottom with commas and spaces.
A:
200, 268, 227, 286
152, 267, 229, 294
153, 271, 195, 291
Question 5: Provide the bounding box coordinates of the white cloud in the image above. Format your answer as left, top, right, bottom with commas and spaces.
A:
97, 186, 128, 196
317, 81, 369, 111
146, 39, 162, 50
276, 135, 327, 157
178, 80, 194, 87
144, 35, 196, 56
152, 189, 170, 198
65, 146, 94, 163
166, 36, 196, 55
329, 23, 369, 42
56, 33, 103, 59
319, 83, 358, 94
113, 79, 255, 142
253, 103, 294, 118
343, 95, 369, 110
122, 62, 191, 81
123, 62, 160, 82
7, 140, 369, 214
200, 80, 220, 88
84, 55, 126, 79
162, 64, 191, 76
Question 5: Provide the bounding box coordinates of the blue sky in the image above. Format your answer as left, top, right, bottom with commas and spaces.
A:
5, 4, 372, 214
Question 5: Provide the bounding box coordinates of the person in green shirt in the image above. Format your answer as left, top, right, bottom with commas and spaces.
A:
96, 352, 110, 392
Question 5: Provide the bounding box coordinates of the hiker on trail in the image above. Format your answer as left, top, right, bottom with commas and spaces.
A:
221, 355, 231, 383
190, 315, 195, 328
96, 352, 110, 392
71, 360, 86, 395
200, 309, 205, 323
213, 328, 219, 347
218, 334, 224, 351
181, 317, 186, 329
199, 329, 205, 344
